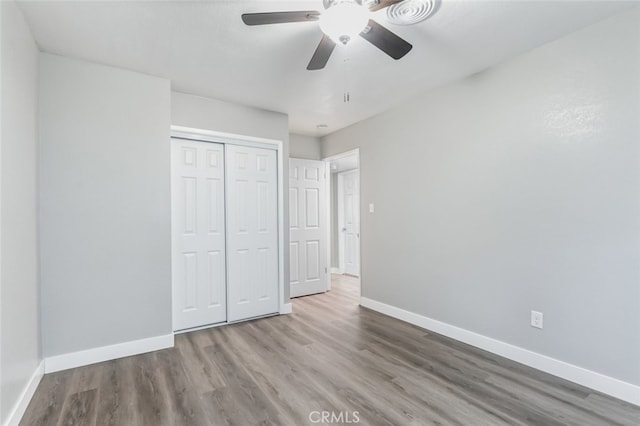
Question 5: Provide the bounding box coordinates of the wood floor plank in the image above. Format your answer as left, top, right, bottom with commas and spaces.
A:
56, 389, 97, 426
230, 322, 342, 406
20, 275, 640, 426
92, 359, 137, 426
155, 348, 210, 425
20, 369, 74, 426
175, 331, 226, 394
203, 330, 284, 425
130, 352, 171, 426
236, 319, 395, 425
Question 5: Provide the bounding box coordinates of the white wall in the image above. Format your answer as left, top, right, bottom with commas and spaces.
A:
0, 1, 41, 423
172, 92, 291, 301
289, 133, 321, 160
39, 54, 172, 357
322, 10, 640, 387
172, 92, 288, 144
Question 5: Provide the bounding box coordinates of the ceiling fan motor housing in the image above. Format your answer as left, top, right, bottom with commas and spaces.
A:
319, 1, 370, 44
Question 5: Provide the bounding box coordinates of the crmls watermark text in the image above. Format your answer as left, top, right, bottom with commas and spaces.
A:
308, 410, 360, 424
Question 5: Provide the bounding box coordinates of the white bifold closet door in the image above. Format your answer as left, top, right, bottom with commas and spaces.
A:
172, 139, 227, 331
226, 145, 279, 322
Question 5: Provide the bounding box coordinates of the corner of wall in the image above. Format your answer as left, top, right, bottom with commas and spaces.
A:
1, 1, 43, 424
289, 133, 322, 160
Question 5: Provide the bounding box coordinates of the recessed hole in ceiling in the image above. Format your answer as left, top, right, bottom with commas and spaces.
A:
386, 0, 440, 25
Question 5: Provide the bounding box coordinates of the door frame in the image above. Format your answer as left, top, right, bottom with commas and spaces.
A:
322, 149, 361, 291
170, 125, 288, 333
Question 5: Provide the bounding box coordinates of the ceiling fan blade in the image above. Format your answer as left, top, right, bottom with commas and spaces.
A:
307, 34, 336, 70
241, 11, 321, 26
368, 0, 404, 12
360, 19, 412, 60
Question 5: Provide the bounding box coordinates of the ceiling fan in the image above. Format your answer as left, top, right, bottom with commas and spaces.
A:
242, 0, 413, 71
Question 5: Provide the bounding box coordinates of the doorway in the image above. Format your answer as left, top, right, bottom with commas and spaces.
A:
324, 149, 361, 296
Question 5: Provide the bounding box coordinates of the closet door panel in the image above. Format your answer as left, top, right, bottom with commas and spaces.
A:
172, 139, 227, 331
226, 145, 279, 322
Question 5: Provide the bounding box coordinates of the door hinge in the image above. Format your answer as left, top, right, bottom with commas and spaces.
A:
325, 267, 328, 273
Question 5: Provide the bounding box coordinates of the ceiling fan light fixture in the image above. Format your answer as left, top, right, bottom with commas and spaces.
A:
319, 1, 370, 45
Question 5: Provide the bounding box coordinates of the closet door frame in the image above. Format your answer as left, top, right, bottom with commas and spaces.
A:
170, 125, 288, 333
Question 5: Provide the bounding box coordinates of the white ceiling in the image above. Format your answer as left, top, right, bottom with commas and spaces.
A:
17, 0, 634, 136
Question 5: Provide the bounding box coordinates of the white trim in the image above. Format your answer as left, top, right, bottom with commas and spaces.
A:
322, 148, 360, 163
360, 297, 640, 407
276, 139, 286, 316
330, 267, 342, 274
174, 321, 228, 334
44, 334, 174, 374
280, 303, 293, 314
4, 361, 44, 426
169, 126, 286, 328
171, 126, 281, 149
324, 161, 332, 291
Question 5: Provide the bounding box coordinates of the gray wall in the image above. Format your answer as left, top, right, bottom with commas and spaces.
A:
0, 1, 41, 423
289, 133, 321, 160
172, 92, 291, 302
39, 54, 172, 357
321, 10, 640, 385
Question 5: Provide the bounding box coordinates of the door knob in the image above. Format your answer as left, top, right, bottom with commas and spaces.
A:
342, 228, 347, 232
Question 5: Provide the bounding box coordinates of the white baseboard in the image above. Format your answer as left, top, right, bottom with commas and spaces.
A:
280, 302, 293, 314
330, 267, 342, 274
360, 297, 640, 407
5, 361, 44, 426
44, 334, 174, 374
174, 321, 228, 334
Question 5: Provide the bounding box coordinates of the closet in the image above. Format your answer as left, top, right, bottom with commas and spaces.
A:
171, 137, 280, 331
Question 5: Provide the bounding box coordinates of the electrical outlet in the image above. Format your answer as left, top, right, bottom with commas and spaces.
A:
531, 311, 543, 329
369, 203, 375, 213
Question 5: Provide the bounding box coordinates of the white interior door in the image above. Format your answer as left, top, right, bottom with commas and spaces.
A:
338, 170, 360, 277
289, 158, 328, 298
226, 144, 279, 322
171, 139, 226, 331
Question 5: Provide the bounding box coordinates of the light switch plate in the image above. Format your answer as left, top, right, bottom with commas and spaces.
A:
369, 203, 375, 213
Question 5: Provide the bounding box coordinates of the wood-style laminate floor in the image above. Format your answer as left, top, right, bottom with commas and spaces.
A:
21, 274, 639, 425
